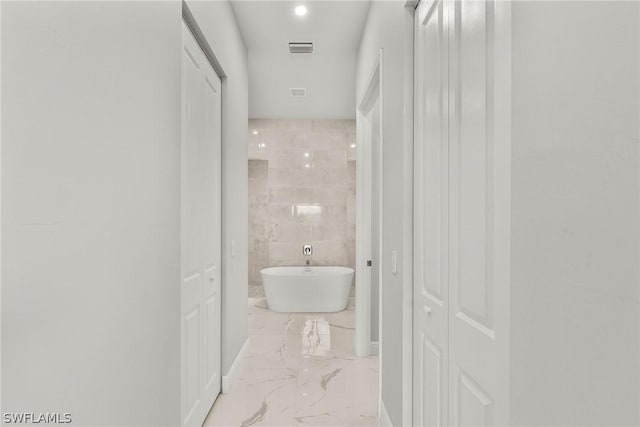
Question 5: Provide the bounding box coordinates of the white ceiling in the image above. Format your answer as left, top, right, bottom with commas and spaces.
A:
231, 1, 371, 119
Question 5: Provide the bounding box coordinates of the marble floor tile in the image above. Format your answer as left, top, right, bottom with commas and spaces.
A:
249, 311, 296, 336
242, 334, 302, 371
204, 298, 379, 427
204, 368, 297, 427
294, 366, 379, 420
293, 404, 380, 427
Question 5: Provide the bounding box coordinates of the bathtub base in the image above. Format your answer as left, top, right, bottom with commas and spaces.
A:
260, 266, 354, 313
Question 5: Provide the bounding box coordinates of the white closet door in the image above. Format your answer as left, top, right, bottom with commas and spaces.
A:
181, 21, 222, 427
181, 22, 204, 427
201, 55, 222, 410
413, 0, 450, 425
447, 0, 510, 425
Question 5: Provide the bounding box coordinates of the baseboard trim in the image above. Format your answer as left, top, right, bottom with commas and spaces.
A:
370, 341, 379, 356
221, 337, 250, 394
380, 399, 393, 427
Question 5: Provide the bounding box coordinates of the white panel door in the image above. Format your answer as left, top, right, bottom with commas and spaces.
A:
447, 0, 510, 425
182, 22, 204, 427
181, 21, 222, 427
201, 60, 222, 410
413, 0, 450, 425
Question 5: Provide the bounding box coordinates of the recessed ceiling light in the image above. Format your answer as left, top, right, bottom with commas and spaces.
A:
252, 130, 259, 135
295, 5, 307, 16
350, 144, 356, 148
305, 163, 311, 168
304, 152, 310, 158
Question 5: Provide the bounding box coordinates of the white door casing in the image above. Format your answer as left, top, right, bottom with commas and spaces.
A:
413, 0, 510, 425
355, 53, 383, 359
356, 105, 373, 358
181, 21, 222, 427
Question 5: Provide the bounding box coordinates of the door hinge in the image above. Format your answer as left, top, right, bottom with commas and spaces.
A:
366, 260, 372, 267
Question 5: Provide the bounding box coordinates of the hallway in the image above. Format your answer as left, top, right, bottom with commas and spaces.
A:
204, 298, 379, 426
1, 1, 639, 426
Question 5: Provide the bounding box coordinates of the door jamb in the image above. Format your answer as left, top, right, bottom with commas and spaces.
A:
355, 49, 383, 367
182, 1, 226, 78
403, 3, 416, 426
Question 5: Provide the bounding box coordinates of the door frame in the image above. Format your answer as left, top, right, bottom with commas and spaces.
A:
355, 50, 383, 363
402, 4, 416, 426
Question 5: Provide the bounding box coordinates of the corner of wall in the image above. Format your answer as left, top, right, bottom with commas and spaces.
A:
355, 2, 412, 426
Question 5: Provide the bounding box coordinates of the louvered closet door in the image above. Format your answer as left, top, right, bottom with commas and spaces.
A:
413, 0, 450, 425
181, 21, 222, 427
447, 0, 510, 425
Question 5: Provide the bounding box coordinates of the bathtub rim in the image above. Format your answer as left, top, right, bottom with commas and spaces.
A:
260, 266, 354, 277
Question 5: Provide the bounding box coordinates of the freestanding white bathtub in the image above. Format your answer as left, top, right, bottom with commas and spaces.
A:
260, 266, 354, 313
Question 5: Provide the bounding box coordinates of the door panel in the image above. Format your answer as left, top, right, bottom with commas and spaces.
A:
413, 0, 450, 425
420, 334, 444, 426
184, 307, 202, 420
181, 25, 204, 427
448, 0, 510, 425
201, 70, 222, 404
455, 368, 494, 426
181, 21, 222, 427
204, 293, 219, 389
452, 0, 493, 330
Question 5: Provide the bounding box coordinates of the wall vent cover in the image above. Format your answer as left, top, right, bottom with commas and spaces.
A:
289, 42, 313, 54
289, 88, 307, 97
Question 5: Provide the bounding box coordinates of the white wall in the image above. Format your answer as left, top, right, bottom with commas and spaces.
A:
1, 0, 249, 424
510, 1, 640, 425
1, 2, 182, 425
249, 52, 356, 119
356, 2, 413, 425
185, 0, 249, 379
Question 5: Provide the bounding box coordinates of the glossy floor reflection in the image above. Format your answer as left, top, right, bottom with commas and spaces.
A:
203, 298, 380, 427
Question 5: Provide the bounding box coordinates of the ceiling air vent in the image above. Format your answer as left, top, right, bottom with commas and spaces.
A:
289, 42, 313, 54
289, 88, 307, 97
